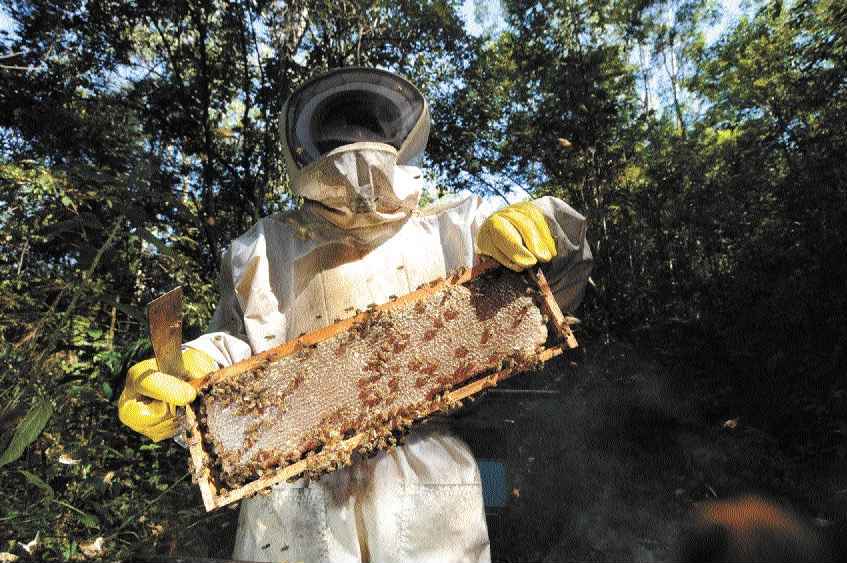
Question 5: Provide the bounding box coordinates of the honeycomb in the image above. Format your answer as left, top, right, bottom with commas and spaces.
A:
198, 269, 549, 487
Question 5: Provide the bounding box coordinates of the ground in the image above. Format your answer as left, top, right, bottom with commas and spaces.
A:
457, 338, 846, 562
158, 337, 846, 562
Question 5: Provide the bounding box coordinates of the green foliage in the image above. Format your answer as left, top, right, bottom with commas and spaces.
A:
0, 398, 53, 467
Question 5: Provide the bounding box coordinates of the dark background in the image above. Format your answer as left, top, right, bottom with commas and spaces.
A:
1, 0, 845, 559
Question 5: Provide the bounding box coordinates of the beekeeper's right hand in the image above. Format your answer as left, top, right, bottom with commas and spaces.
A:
118, 348, 217, 442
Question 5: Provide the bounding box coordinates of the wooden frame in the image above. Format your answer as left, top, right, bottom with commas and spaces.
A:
185, 262, 577, 511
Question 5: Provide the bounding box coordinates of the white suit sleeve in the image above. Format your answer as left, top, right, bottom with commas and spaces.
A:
184, 248, 253, 368
531, 195, 594, 312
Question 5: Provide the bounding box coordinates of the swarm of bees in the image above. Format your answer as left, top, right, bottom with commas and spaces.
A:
197, 267, 552, 490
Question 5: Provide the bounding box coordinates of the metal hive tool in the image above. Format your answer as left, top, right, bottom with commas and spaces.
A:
184, 261, 577, 511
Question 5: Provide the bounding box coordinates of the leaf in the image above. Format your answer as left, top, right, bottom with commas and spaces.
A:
77, 512, 99, 529
138, 227, 175, 258
0, 398, 53, 467
54, 500, 99, 529
18, 470, 54, 497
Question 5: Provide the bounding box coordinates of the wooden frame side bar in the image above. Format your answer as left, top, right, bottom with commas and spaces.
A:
533, 269, 578, 349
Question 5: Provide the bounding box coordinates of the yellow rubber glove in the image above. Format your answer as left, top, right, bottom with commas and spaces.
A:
118, 348, 217, 442
476, 201, 557, 271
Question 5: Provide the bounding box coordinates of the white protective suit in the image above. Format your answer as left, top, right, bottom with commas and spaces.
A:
184, 68, 593, 563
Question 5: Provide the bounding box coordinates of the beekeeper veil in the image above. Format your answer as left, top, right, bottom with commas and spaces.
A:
281, 67, 430, 246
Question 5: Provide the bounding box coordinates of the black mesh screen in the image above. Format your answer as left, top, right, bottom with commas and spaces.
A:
285, 68, 425, 168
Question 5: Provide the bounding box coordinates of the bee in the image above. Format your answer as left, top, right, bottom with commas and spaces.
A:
421, 362, 439, 375
408, 359, 423, 371
480, 328, 492, 345
511, 304, 531, 328
413, 301, 426, 314
423, 329, 437, 342
436, 375, 453, 386
387, 377, 399, 392
432, 317, 444, 329
454, 345, 469, 358
425, 388, 441, 401
444, 309, 458, 321
389, 294, 398, 300
397, 264, 405, 270
452, 362, 476, 383
363, 395, 381, 408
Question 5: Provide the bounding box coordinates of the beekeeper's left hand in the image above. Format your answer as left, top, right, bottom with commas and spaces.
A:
476, 201, 557, 271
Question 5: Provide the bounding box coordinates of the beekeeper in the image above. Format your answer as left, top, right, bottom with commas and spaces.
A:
119, 67, 592, 562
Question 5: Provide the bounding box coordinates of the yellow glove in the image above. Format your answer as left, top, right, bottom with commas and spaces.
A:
476, 201, 557, 271
118, 348, 217, 442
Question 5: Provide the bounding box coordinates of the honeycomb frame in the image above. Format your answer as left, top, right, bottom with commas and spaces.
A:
184, 261, 576, 511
